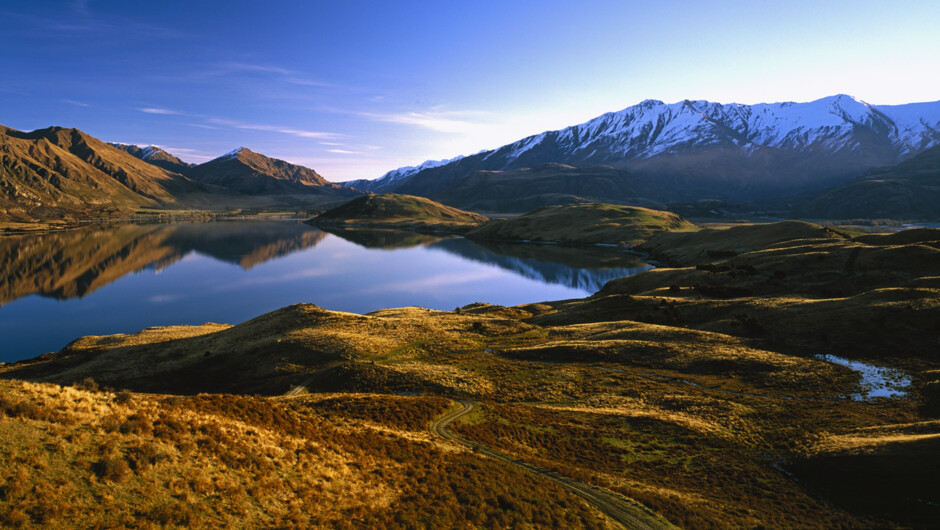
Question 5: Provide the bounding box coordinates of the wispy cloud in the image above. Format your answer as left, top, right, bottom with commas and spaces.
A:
327, 149, 358, 154
358, 109, 490, 134
63, 99, 91, 107
139, 107, 181, 115
207, 118, 343, 140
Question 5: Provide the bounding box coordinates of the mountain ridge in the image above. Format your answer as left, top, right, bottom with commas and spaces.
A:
363, 95, 940, 203
185, 146, 358, 198
0, 124, 199, 220
109, 143, 194, 174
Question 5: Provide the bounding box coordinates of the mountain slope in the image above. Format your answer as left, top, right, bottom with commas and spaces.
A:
186, 147, 358, 197
428, 163, 671, 212
374, 95, 940, 202
795, 145, 940, 219
467, 203, 697, 246
109, 143, 193, 174
0, 125, 198, 220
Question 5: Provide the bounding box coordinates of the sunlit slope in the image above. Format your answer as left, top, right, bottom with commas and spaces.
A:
0, 125, 199, 220
0, 380, 603, 528
467, 203, 697, 246
311, 193, 489, 232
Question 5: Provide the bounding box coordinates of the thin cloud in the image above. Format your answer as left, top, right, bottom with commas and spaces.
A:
328, 149, 358, 154
195, 62, 333, 88
139, 107, 181, 115
358, 109, 490, 134
63, 99, 91, 107
207, 118, 343, 140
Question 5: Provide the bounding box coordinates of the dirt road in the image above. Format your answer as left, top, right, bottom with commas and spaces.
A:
430, 400, 671, 530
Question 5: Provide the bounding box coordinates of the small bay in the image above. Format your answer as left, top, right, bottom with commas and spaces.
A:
0, 220, 651, 362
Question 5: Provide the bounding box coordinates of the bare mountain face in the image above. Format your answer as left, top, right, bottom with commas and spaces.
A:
367, 95, 940, 203
427, 163, 673, 212
795, 145, 940, 219
0, 125, 199, 220
185, 147, 359, 198
109, 143, 194, 174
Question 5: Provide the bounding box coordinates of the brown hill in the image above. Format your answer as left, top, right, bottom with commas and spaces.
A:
794, 145, 940, 220
467, 203, 697, 246
109, 143, 193, 174
636, 220, 846, 266
0, 125, 199, 220
185, 147, 359, 198
312, 193, 489, 232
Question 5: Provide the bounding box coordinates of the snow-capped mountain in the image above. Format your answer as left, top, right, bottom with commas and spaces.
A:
341, 155, 465, 192
379, 95, 940, 201
109, 142, 194, 174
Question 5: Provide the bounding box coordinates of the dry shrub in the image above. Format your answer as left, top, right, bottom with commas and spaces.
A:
113, 389, 133, 404
75, 378, 99, 392
125, 441, 165, 471
91, 455, 130, 482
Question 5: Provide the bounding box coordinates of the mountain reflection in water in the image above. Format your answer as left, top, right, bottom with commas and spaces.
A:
0, 221, 651, 361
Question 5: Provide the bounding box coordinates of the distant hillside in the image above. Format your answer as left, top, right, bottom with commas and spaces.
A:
467, 203, 697, 246
795, 145, 940, 220
427, 163, 670, 212
364, 95, 940, 203
312, 193, 488, 232
0, 125, 199, 220
185, 147, 359, 198
109, 143, 194, 174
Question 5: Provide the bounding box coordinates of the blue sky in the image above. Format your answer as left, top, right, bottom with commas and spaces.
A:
1, 0, 938, 181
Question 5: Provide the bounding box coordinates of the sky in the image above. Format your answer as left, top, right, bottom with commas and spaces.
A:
1, 0, 939, 181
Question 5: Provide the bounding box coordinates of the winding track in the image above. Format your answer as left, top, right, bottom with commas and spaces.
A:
430, 400, 670, 530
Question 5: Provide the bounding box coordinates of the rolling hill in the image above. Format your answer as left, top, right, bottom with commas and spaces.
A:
311, 193, 489, 232
467, 203, 697, 246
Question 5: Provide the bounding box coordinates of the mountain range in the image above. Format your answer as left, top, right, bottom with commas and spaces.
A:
4, 94, 940, 221
356, 95, 940, 211
0, 127, 361, 221
110, 143, 194, 174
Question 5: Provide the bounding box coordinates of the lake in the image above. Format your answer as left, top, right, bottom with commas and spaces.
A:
0, 220, 652, 363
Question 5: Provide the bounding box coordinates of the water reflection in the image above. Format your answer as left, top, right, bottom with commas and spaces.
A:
430, 239, 653, 293
317, 226, 445, 249
0, 221, 326, 304
0, 221, 652, 361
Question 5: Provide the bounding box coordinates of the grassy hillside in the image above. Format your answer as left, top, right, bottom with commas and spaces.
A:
0, 380, 604, 528
4, 223, 939, 527
795, 145, 940, 220
311, 193, 489, 232
428, 163, 669, 212
467, 203, 697, 246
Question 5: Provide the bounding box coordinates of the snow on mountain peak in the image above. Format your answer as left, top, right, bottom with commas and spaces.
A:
221, 147, 248, 160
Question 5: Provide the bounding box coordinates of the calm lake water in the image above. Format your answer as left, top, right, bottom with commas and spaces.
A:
0, 221, 651, 362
